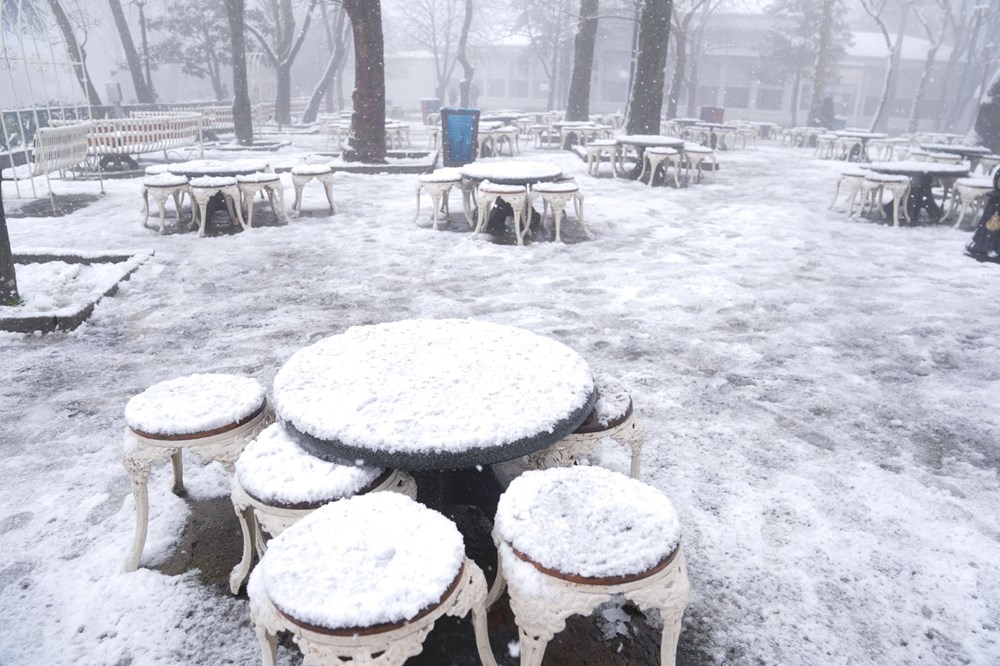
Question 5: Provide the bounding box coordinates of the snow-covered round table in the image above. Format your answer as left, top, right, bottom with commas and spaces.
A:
868, 161, 970, 222
458, 160, 564, 232
272, 318, 596, 471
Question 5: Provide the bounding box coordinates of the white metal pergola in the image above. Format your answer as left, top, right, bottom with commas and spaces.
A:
1, 0, 93, 199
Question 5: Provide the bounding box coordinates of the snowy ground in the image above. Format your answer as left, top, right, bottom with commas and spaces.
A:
1, 128, 998, 665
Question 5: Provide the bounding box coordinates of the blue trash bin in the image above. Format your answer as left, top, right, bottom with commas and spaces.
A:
440, 107, 480, 167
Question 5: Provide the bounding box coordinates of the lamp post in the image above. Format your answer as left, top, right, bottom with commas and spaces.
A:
135, 0, 155, 101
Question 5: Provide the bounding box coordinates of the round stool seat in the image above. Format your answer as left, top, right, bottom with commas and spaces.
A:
143, 173, 188, 188
236, 422, 387, 509
573, 373, 632, 433
418, 168, 463, 183
237, 172, 281, 184
189, 175, 238, 189
865, 173, 910, 184
125, 373, 267, 439
496, 466, 680, 580
645, 146, 678, 156
291, 164, 333, 176
586, 138, 617, 147
954, 177, 993, 189
478, 180, 526, 195
259, 492, 464, 632
532, 180, 579, 194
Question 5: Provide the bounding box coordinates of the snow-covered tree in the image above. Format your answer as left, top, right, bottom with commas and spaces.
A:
625, 0, 672, 135
225, 0, 255, 145
108, 0, 155, 104
565, 0, 600, 121
342, 0, 387, 163
149, 1, 232, 102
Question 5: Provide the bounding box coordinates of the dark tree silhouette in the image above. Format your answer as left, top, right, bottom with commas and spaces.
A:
225, 0, 254, 146
565, 0, 599, 122
108, 0, 154, 104
0, 182, 18, 305
626, 0, 672, 135
342, 0, 387, 163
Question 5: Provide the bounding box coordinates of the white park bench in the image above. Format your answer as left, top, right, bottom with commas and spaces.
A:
30, 121, 104, 207
53, 112, 204, 170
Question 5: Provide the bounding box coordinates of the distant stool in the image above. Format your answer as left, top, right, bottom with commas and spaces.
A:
290, 164, 335, 213
640, 147, 680, 187
859, 173, 911, 227
949, 177, 994, 229
814, 134, 838, 159
584, 139, 620, 177
474, 180, 530, 244
413, 167, 464, 230
122, 373, 273, 572
978, 155, 1000, 176
189, 176, 247, 237
495, 126, 521, 156
528, 373, 643, 478
829, 168, 869, 214
487, 466, 689, 666
248, 493, 497, 666
229, 422, 416, 594
142, 173, 189, 234
530, 125, 556, 149
478, 130, 499, 158
530, 180, 590, 243
237, 172, 291, 228
683, 145, 717, 183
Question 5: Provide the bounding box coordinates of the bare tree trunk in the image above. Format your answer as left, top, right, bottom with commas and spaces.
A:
684, 30, 702, 117
108, 0, 154, 104
302, 6, 350, 124
456, 0, 474, 106
973, 66, 1000, 153
908, 7, 945, 133
343, 0, 387, 163
625, 0, 672, 135
789, 68, 801, 127
807, 0, 833, 126
225, 0, 254, 145
565, 0, 599, 121
666, 28, 686, 119
319, 0, 336, 113
46, 0, 102, 107
546, 32, 561, 111
861, 0, 893, 133
0, 181, 18, 305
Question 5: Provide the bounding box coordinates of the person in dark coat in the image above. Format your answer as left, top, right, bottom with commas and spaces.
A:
966, 166, 1000, 262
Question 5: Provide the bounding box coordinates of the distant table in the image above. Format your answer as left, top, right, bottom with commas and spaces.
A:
459, 160, 564, 230
834, 130, 889, 161
919, 144, 992, 171
148, 159, 269, 229
867, 161, 970, 221
616, 135, 685, 178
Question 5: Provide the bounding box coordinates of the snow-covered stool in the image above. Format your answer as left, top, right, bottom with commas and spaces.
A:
584, 139, 620, 177
735, 127, 758, 150
868, 138, 896, 162
229, 422, 417, 594
237, 172, 291, 229
530, 125, 557, 149
814, 134, 838, 159
495, 126, 521, 156
413, 167, 464, 230
639, 147, 680, 187
122, 374, 273, 572
141, 173, 189, 234
486, 466, 689, 666
530, 180, 589, 243
949, 177, 994, 229
528, 373, 643, 478
474, 180, 530, 244
978, 155, 1000, 176
829, 168, 869, 214
290, 164, 335, 213
248, 492, 497, 666
189, 176, 248, 237
683, 145, 717, 183
836, 137, 865, 161
858, 173, 911, 227
478, 130, 499, 158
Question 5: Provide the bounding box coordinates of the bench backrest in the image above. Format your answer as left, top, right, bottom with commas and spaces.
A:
31, 122, 92, 176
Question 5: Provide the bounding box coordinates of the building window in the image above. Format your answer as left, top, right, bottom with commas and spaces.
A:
487, 79, 506, 97
755, 88, 783, 111
724, 87, 750, 108
698, 86, 718, 105
509, 80, 529, 98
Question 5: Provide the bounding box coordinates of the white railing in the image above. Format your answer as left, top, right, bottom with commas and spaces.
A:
31, 121, 92, 177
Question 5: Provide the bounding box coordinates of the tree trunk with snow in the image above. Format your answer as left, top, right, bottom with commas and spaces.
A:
907, 7, 946, 134
225, 0, 254, 145
343, 0, 387, 163
565, 0, 599, 122
456, 0, 474, 107
247, 0, 319, 126
626, 0, 672, 135
973, 67, 1000, 154
666, 28, 686, 119
861, 0, 893, 133
108, 0, 154, 104
807, 0, 834, 127
0, 184, 18, 305
302, 6, 350, 124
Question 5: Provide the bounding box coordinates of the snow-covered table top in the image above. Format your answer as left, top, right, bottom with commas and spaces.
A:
272, 318, 596, 470
834, 130, 889, 140
495, 466, 681, 578
459, 160, 563, 185
257, 492, 464, 630
868, 161, 970, 177
125, 373, 267, 437
918, 144, 992, 156
145, 159, 268, 177
616, 135, 685, 149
